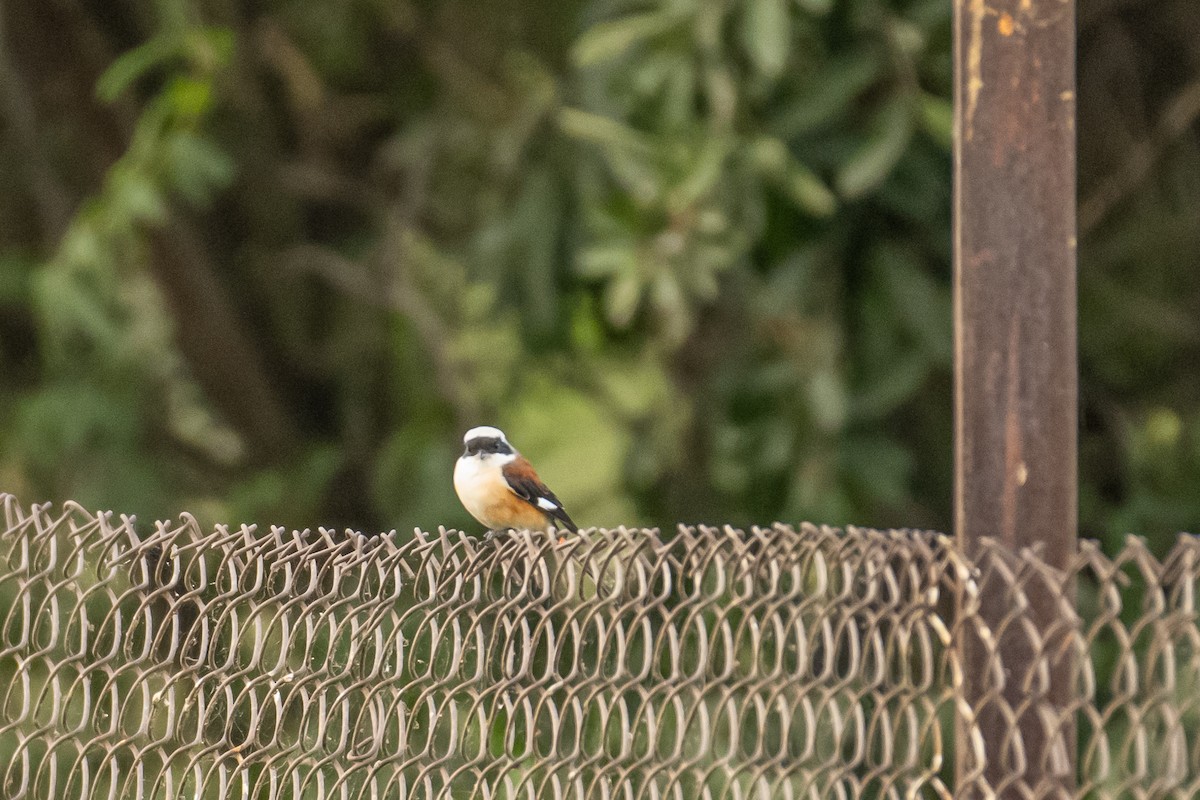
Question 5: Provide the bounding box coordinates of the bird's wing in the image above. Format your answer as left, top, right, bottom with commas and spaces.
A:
501, 456, 578, 532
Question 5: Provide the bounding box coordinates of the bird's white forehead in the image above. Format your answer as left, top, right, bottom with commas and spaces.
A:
464, 425, 507, 444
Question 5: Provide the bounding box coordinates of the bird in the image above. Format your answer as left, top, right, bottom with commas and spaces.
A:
453, 426, 578, 535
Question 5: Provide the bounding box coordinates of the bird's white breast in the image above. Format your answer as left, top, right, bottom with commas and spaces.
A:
453, 452, 515, 522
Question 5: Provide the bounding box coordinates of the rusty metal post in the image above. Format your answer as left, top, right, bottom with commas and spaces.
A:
953, 0, 1077, 796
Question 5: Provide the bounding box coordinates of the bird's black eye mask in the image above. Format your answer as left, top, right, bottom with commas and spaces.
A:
465, 437, 513, 457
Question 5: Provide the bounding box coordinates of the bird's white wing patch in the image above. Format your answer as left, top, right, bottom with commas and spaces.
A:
536, 497, 559, 511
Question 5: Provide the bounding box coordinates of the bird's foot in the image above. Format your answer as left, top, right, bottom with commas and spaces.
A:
484, 528, 511, 544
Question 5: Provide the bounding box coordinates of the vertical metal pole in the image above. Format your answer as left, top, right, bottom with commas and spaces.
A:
953, 0, 1077, 796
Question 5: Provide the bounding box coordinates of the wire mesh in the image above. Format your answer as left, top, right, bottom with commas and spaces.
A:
0, 494, 1196, 799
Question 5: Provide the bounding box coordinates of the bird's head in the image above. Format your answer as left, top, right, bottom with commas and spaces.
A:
461, 426, 516, 459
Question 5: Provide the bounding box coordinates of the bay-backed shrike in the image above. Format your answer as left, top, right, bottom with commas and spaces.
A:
453, 426, 577, 534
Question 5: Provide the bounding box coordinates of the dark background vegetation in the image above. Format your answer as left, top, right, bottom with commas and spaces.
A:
0, 0, 1196, 552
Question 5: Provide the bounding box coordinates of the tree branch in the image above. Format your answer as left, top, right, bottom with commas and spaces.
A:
150, 219, 300, 462
281, 240, 479, 431
0, 5, 72, 244
1080, 79, 1200, 234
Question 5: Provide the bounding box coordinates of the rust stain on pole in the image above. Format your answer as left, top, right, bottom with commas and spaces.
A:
953, 0, 1077, 796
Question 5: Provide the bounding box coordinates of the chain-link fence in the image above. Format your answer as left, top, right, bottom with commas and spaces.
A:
0, 494, 1196, 799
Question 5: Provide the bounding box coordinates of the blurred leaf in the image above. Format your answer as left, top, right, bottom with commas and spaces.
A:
835, 95, 915, 199
795, 0, 833, 15
770, 53, 882, 136
96, 37, 179, 101
569, 296, 607, 352
670, 137, 733, 209
751, 137, 837, 216
183, 26, 235, 72
164, 76, 215, 120
572, 11, 684, 67
657, 55, 699, 130
782, 162, 837, 216
13, 383, 136, 470
649, 272, 689, 342
110, 169, 168, 225
576, 243, 638, 279
840, 435, 913, 507
164, 132, 236, 205
96, 27, 231, 103
1146, 408, 1183, 447
887, 18, 926, 58
807, 368, 846, 432
508, 167, 563, 332
594, 352, 677, 419
741, 0, 791, 81
874, 242, 951, 361
604, 270, 644, 327
557, 108, 657, 161
919, 92, 953, 150
0, 254, 34, 303
849, 351, 930, 421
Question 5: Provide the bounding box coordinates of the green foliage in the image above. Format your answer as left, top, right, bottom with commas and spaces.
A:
0, 0, 1196, 552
